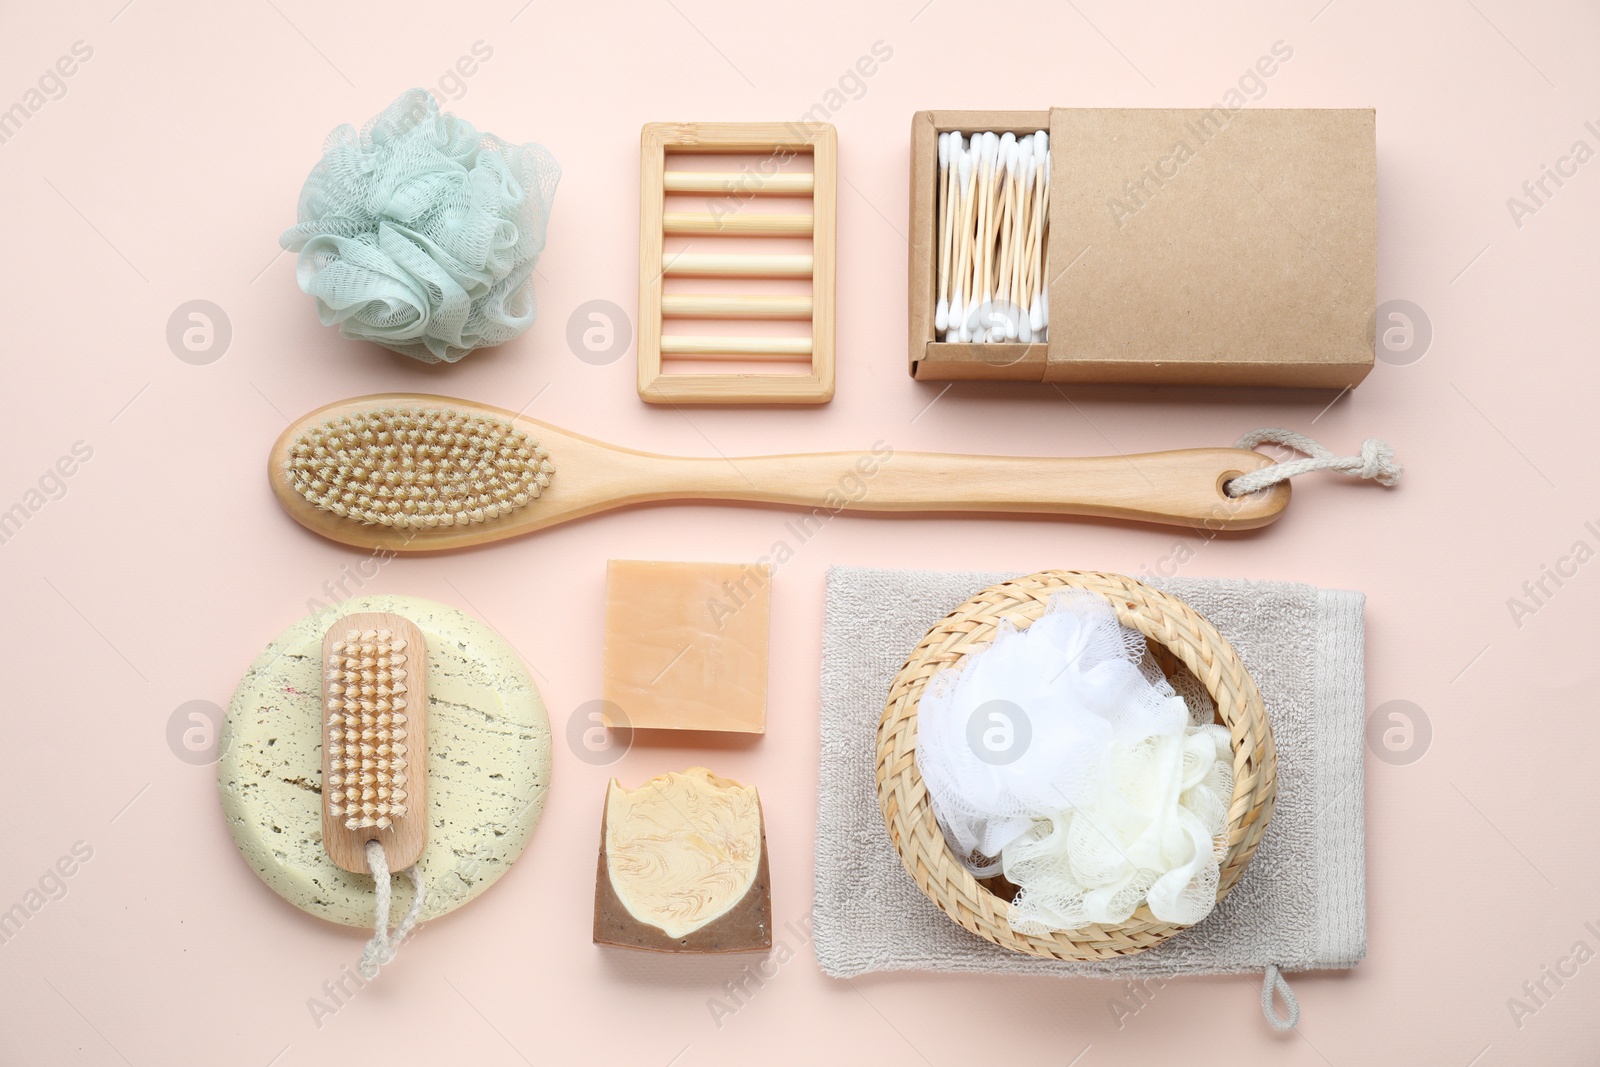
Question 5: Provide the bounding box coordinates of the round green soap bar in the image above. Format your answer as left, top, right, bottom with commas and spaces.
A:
219, 594, 551, 927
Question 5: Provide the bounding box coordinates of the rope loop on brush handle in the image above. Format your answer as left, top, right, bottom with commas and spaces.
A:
1226, 428, 1402, 497
358, 839, 426, 979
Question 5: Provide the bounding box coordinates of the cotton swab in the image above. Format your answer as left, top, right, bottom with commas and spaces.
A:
1039, 151, 1050, 337
1016, 150, 1034, 343
982, 132, 1005, 342
941, 141, 959, 343
1005, 138, 1028, 339
988, 133, 1006, 341
997, 136, 1023, 340
935, 132, 951, 333
991, 140, 1013, 342
1018, 133, 1045, 340
971, 133, 995, 342
936, 132, 949, 331
968, 136, 986, 340
952, 144, 975, 341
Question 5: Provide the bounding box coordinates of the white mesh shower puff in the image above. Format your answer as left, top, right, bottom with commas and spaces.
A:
281, 89, 561, 364
914, 591, 1235, 931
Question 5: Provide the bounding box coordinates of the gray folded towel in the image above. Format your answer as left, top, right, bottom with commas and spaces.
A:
814, 568, 1366, 1014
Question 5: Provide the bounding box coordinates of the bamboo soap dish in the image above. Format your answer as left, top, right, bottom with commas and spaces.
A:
638, 121, 837, 404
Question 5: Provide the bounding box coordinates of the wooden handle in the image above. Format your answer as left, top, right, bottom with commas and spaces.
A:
651, 446, 1290, 529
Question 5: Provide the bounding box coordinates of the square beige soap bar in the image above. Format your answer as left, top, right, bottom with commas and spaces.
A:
602, 559, 770, 733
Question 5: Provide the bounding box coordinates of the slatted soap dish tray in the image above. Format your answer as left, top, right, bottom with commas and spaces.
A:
637, 121, 837, 405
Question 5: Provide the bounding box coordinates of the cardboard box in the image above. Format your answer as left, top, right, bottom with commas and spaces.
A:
908, 108, 1376, 387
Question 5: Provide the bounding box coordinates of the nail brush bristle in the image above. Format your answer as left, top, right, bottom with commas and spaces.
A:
325, 627, 412, 831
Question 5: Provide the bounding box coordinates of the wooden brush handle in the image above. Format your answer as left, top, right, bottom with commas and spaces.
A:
654, 446, 1289, 529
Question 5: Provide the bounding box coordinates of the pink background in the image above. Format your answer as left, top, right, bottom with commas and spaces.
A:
3, 0, 1598, 1063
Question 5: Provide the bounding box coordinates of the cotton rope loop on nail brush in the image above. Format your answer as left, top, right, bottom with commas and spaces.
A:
281, 88, 561, 364
359, 839, 426, 979
914, 590, 1235, 933
1226, 428, 1402, 497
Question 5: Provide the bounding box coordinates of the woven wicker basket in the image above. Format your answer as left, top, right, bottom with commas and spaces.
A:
875, 570, 1276, 960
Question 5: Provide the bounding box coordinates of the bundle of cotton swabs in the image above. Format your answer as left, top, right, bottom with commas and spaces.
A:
936, 130, 1050, 344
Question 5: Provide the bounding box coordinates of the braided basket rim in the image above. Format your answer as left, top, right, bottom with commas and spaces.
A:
874, 570, 1277, 961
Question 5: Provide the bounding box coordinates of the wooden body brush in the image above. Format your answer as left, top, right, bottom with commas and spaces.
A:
270, 393, 1290, 553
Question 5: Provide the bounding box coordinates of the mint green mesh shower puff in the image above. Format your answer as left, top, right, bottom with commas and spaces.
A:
280, 89, 560, 364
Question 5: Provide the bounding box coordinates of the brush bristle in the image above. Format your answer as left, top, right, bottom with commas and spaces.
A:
326, 628, 411, 831
286, 407, 555, 529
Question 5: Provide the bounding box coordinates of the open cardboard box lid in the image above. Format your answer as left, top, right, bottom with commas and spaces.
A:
910, 107, 1377, 388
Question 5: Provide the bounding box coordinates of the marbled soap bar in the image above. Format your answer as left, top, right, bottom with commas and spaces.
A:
602, 559, 770, 733
593, 768, 772, 953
